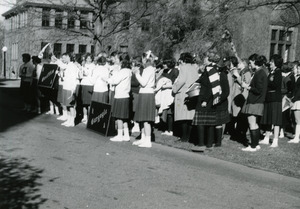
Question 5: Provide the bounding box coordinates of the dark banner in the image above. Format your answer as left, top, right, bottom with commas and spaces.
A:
38, 64, 59, 89
87, 101, 112, 136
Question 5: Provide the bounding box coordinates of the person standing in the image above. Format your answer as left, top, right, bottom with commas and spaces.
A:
90, 56, 109, 104
172, 52, 199, 142
108, 53, 132, 142
132, 51, 157, 148
31, 56, 43, 114
19, 53, 35, 112
241, 55, 268, 152
289, 61, 300, 144
79, 53, 96, 124
259, 54, 283, 147
191, 50, 229, 151
55, 53, 80, 127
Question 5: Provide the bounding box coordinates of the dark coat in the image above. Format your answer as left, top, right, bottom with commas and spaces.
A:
292, 76, 300, 102
195, 66, 229, 112
265, 68, 282, 102
246, 67, 268, 104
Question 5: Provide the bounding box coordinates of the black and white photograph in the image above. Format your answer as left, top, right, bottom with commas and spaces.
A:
0, 0, 300, 208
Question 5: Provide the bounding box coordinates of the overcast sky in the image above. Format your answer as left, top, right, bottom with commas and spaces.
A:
0, 0, 15, 20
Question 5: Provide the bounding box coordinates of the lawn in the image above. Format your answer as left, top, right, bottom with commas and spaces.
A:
151, 130, 300, 179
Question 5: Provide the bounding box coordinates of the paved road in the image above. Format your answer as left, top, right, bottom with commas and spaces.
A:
1, 80, 300, 209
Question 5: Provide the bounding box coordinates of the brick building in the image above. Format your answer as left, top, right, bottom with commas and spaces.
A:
2, 0, 94, 78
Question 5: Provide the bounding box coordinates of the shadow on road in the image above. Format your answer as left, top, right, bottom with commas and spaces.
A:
0, 154, 47, 208
0, 79, 45, 132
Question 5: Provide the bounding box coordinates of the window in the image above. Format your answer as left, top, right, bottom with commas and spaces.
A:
66, 44, 74, 53
68, 12, 76, 29
55, 9, 63, 28
141, 19, 150, 31
79, 45, 87, 54
12, 43, 18, 60
42, 8, 50, 27
80, 11, 89, 29
54, 43, 62, 57
122, 12, 130, 29
269, 26, 295, 62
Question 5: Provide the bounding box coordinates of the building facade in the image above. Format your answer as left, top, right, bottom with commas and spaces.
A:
2, 0, 94, 78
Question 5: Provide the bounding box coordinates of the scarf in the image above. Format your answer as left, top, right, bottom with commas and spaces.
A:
206, 65, 221, 105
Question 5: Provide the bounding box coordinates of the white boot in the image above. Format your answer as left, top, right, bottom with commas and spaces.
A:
279, 129, 284, 138
131, 122, 140, 133
110, 129, 123, 142
82, 115, 88, 124
55, 106, 60, 115
132, 133, 145, 145
46, 105, 54, 115
270, 138, 278, 147
288, 124, 300, 143
61, 115, 70, 126
123, 128, 130, 142
259, 135, 269, 145
138, 136, 152, 148
65, 116, 75, 127
57, 110, 67, 121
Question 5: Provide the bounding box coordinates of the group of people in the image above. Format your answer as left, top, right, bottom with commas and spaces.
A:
18, 45, 300, 151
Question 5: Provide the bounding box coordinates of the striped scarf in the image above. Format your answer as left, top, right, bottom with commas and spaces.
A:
206, 65, 221, 105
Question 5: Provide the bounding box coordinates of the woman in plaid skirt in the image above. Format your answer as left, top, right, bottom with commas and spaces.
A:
191, 50, 230, 152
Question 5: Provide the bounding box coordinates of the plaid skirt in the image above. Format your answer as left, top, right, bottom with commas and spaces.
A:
112, 98, 130, 119
134, 93, 156, 122
91, 91, 109, 104
62, 89, 75, 107
216, 109, 230, 125
192, 110, 217, 126
81, 85, 93, 105
261, 102, 282, 126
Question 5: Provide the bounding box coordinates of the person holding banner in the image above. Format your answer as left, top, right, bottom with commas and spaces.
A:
108, 53, 132, 142
55, 52, 80, 127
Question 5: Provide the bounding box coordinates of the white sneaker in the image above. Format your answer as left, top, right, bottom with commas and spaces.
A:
155, 116, 160, 124
279, 130, 284, 138
162, 131, 173, 136
132, 140, 145, 146
61, 121, 69, 126
82, 116, 88, 123
131, 125, 140, 133
110, 136, 123, 142
288, 139, 300, 144
122, 136, 131, 142
57, 115, 67, 121
242, 146, 257, 152
46, 110, 54, 115
138, 141, 152, 148
65, 122, 75, 127
259, 137, 269, 145
256, 145, 261, 151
